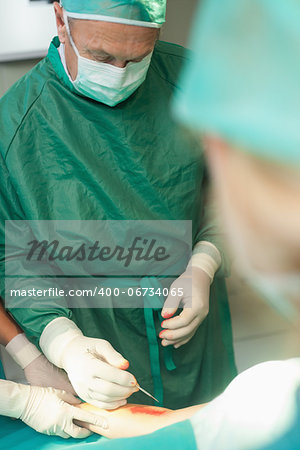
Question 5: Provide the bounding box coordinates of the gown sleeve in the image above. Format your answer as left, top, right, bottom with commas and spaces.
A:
0, 152, 72, 348
193, 167, 231, 278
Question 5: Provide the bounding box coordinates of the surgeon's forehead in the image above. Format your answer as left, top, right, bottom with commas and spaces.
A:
69, 19, 159, 58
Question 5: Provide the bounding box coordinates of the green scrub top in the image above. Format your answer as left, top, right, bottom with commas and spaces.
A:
0, 37, 236, 409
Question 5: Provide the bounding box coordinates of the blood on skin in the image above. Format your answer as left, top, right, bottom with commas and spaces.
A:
130, 406, 168, 416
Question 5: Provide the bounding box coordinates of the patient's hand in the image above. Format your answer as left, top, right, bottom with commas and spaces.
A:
75, 403, 204, 439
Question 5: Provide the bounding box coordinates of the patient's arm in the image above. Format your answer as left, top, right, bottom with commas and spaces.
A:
0, 300, 23, 345
76, 403, 206, 439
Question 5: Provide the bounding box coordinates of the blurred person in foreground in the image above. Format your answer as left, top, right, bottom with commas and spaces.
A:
76, 0, 300, 448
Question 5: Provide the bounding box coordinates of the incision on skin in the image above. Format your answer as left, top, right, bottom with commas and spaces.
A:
129, 406, 169, 416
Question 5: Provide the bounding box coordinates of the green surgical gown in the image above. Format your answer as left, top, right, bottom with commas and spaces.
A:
0, 37, 236, 409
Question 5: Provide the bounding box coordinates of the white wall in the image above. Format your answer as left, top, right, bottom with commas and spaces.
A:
0, 0, 56, 62
163, 0, 198, 47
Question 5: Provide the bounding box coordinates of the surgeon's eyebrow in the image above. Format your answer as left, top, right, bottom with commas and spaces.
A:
83, 47, 151, 62
83, 47, 110, 57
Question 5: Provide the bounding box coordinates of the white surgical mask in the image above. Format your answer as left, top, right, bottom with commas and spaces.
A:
64, 12, 152, 106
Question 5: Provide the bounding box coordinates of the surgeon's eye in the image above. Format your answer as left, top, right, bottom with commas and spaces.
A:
94, 56, 114, 64
91, 55, 105, 62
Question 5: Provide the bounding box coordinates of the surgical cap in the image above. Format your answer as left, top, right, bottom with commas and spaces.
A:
60, 0, 166, 28
173, 0, 300, 165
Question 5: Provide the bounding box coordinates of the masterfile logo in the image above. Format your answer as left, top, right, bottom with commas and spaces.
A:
4, 220, 192, 309
26, 237, 170, 267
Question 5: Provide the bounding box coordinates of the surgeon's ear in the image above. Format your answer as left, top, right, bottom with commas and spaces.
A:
53, 1, 67, 44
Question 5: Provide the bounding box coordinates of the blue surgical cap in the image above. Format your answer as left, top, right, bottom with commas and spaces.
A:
60, 0, 166, 27
173, 0, 300, 165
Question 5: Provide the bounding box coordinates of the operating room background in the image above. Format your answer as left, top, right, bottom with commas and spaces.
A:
1, 0, 299, 372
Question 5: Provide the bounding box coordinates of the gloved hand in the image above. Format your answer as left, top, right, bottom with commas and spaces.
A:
160, 267, 211, 348
160, 241, 221, 348
24, 355, 76, 394
21, 386, 108, 439
5, 333, 76, 394
0, 380, 108, 439
40, 318, 139, 410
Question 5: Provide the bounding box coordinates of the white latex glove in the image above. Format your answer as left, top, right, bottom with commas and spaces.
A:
24, 355, 76, 394
160, 267, 211, 348
40, 318, 139, 410
5, 333, 76, 394
0, 380, 108, 439
160, 241, 221, 349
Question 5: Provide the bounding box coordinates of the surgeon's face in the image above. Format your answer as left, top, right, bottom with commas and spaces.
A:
204, 135, 300, 280
54, 3, 159, 80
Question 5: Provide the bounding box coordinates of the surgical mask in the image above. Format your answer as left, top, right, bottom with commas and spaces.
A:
64, 12, 152, 106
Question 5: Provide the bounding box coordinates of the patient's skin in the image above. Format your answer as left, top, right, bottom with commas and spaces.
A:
0, 300, 23, 346
76, 403, 205, 439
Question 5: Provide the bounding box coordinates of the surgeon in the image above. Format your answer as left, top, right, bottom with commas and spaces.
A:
91, 0, 300, 448
0, 301, 107, 438
0, 0, 236, 412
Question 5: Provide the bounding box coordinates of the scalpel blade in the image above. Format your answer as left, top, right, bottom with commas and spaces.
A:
138, 385, 159, 403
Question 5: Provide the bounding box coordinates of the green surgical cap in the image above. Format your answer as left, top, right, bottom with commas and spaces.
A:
173, 0, 300, 165
60, 0, 166, 27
